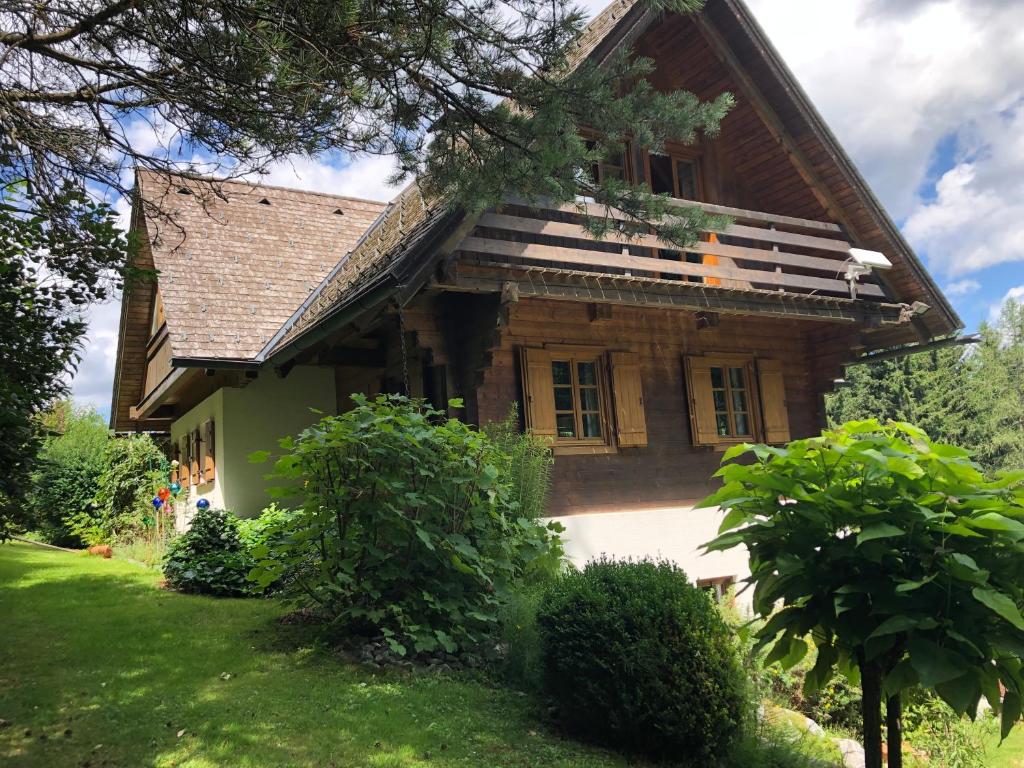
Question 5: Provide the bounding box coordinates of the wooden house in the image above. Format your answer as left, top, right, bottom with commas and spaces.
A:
111, 0, 960, 586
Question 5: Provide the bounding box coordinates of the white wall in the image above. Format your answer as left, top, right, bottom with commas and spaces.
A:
221, 365, 335, 518
169, 365, 335, 529
551, 505, 752, 609
170, 389, 226, 530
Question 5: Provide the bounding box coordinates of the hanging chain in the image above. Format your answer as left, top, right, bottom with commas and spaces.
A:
398, 304, 410, 396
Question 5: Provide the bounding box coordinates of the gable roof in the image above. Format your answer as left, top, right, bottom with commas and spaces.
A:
264, 0, 960, 361
136, 170, 387, 361
109, 171, 387, 429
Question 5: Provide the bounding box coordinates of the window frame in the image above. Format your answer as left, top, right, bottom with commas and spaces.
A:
709, 362, 755, 441
549, 351, 612, 449
643, 148, 705, 201
685, 354, 784, 450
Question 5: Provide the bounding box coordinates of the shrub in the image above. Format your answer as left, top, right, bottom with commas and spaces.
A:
82, 434, 167, 544
482, 403, 553, 522
249, 394, 563, 657
536, 558, 749, 762
163, 507, 253, 596
27, 401, 110, 546
902, 691, 994, 768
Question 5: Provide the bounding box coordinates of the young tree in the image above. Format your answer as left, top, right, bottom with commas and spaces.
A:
970, 300, 1024, 474
28, 400, 111, 545
703, 421, 1024, 768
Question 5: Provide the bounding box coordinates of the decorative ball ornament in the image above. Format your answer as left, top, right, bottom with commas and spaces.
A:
169, 482, 181, 495
158, 487, 171, 501
152, 497, 163, 509
196, 498, 210, 511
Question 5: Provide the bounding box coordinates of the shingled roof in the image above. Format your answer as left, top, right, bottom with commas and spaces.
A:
136, 170, 386, 361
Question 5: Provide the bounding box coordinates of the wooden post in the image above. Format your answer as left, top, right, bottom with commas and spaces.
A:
860, 660, 884, 768
887, 692, 903, 768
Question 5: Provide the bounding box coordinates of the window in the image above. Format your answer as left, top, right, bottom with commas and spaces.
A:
585, 139, 631, 185
684, 356, 791, 448
552, 358, 604, 442
697, 575, 736, 602
710, 364, 752, 439
521, 348, 648, 452
648, 153, 700, 200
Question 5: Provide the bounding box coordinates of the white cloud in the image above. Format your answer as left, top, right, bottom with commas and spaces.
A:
744, 0, 1024, 220
68, 298, 122, 420
250, 154, 399, 202
903, 101, 1024, 277
945, 279, 981, 297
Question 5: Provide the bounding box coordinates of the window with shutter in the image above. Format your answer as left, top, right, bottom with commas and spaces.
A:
685, 355, 789, 448
609, 351, 647, 447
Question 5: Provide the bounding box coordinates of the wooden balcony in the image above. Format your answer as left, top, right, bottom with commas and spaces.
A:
143, 326, 173, 399
449, 197, 890, 309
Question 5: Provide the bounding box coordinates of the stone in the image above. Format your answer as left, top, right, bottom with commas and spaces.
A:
833, 738, 865, 768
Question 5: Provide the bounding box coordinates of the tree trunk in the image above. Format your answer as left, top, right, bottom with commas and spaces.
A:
860, 660, 884, 768
887, 691, 903, 768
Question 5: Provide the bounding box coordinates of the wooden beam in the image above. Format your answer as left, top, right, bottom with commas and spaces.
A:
478, 213, 858, 275
131, 367, 198, 420
457, 236, 884, 298
318, 346, 387, 368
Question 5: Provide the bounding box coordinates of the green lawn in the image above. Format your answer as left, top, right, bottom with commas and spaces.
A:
0, 542, 633, 768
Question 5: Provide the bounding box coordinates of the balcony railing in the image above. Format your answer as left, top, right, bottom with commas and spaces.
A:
453, 197, 885, 301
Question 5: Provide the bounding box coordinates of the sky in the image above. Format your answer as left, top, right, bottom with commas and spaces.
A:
70, 0, 1024, 419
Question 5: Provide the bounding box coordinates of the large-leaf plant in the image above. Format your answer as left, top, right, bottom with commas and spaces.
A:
702, 420, 1024, 768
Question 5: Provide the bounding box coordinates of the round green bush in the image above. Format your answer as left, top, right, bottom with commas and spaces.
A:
163, 508, 253, 596
536, 558, 749, 762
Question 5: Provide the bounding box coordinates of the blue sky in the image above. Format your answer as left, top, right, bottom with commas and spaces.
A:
70, 0, 1024, 420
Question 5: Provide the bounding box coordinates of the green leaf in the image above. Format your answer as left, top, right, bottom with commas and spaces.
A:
414, 528, 435, 551
247, 450, 272, 464
895, 575, 936, 592
908, 638, 969, 687
936, 674, 982, 717
718, 506, 749, 534
883, 660, 918, 698
867, 615, 920, 639
972, 587, 1024, 630
857, 522, 904, 546
966, 513, 1024, 538
1003, 690, 1022, 743
721, 442, 753, 462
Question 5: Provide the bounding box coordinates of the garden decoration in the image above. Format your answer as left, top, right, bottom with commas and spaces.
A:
151, 496, 163, 509
170, 482, 181, 495
158, 487, 171, 501
196, 498, 210, 511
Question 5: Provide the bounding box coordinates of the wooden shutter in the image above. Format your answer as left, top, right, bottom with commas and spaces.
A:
170, 443, 180, 484
190, 428, 201, 485
179, 436, 191, 490
202, 420, 216, 483
609, 351, 648, 447
757, 358, 791, 444
684, 356, 720, 446
520, 347, 556, 441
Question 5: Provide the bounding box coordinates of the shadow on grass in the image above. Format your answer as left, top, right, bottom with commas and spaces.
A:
0, 543, 630, 768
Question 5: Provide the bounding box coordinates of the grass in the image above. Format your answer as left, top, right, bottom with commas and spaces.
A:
0, 541, 635, 768
985, 728, 1024, 768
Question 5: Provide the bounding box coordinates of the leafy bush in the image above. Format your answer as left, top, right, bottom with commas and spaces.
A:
163, 507, 253, 596
536, 558, 749, 762
249, 395, 564, 657
27, 401, 110, 546
237, 504, 302, 593
902, 691, 994, 768
82, 434, 167, 544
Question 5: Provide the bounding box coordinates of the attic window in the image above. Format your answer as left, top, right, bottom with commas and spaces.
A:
258, 198, 271, 205
332, 208, 344, 215
176, 187, 193, 195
